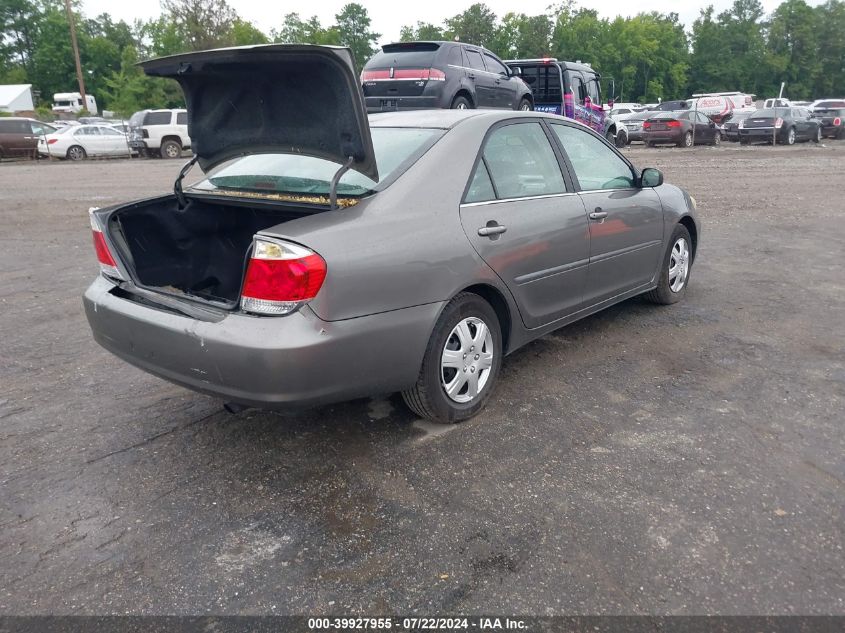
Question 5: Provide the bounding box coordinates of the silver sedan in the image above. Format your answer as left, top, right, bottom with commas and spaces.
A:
84, 45, 700, 423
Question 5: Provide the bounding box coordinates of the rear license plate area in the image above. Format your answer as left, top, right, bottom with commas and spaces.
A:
381, 99, 398, 110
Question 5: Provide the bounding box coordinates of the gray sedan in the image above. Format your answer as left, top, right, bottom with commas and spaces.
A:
84, 45, 700, 423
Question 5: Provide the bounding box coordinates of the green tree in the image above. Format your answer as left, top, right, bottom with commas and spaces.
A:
768, 0, 820, 98
272, 13, 339, 45
398, 22, 445, 42
334, 3, 379, 69
813, 1, 845, 95
160, 0, 238, 51
231, 19, 269, 45
445, 3, 497, 47
101, 45, 172, 116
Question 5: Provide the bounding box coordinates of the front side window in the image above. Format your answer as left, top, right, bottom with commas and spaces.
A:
551, 123, 635, 191
467, 122, 566, 201
485, 54, 508, 76
586, 78, 600, 103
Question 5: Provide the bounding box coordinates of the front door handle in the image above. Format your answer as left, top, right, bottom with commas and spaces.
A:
478, 223, 507, 237
589, 209, 608, 221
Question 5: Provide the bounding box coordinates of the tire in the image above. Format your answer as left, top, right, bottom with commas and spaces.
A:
739, 137, 749, 145
160, 139, 182, 159
813, 126, 822, 143
615, 129, 628, 148
517, 98, 532, 111
712, 132, 721, 146
451, 95, 472, 110
645, 224, 693, 305
784, 127, 796, 145
606, 128, 616, 144
401, 293, 502, 424
66, 145, 86, 161
645, 141, 654, 148
679, 131, 693, 148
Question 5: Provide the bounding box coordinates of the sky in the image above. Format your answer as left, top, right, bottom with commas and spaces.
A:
81, 0, 801, 44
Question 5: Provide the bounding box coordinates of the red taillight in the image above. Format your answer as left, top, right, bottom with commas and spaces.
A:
89, 210, 123, 280
775, 117, 784, 128
241, 239, 327, 316
360, 68, 444, 82
47, 138, 58, 145
835, 117, 842, 126
643, 121, 651, 129
667, 120, 682, 128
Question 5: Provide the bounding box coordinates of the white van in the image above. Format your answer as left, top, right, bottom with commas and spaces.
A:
691, 92, 756, 122
52, 92, 98, 115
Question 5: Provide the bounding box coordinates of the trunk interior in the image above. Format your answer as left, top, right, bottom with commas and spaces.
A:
108, 196, 309, 305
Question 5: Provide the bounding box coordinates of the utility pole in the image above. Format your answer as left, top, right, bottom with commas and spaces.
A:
63, 0, 86, 105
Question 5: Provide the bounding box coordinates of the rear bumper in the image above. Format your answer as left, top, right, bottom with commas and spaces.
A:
739, 128, 783, 141
365, 96, 442, 112
642, 131, 683, 144
84, 276, 443, 409
821, 125, 842, 136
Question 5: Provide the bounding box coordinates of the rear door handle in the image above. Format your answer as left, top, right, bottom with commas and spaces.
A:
478, 224, 507, 237
589, 209, 608, 221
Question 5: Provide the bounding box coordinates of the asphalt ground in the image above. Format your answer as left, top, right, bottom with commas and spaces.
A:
1, 141, 844, 615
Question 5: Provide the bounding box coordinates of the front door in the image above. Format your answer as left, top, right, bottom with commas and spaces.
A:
549, 122, 665, 306
464, 48, 497, 108
459, 121, 590, 329
483, 53, 516, 109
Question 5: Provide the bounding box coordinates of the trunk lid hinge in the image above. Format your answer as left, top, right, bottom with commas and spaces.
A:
174, 155, 199, 208
329, 156, 354, 210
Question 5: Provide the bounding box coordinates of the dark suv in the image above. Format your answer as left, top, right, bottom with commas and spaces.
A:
813, 101, 845, 139
361, 41, 533, 112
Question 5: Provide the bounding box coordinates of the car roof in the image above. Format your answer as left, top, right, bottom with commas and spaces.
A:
368, 109, 592, 129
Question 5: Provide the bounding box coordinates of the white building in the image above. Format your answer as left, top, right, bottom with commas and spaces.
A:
0, 84, 35, 113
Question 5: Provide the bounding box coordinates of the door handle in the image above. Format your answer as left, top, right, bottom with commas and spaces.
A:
468, 73, 476, 79
478, 223, 507, 237
589, 209, 608, 221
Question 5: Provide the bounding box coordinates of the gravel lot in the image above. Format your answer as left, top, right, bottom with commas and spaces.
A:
1, 142, 844, 615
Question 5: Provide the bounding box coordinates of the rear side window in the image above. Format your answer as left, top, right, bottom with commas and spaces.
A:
571, 75, 586, 103
551, 123, 634, 191
465, 49, 486, 72
469, 122, 566, 201
447, 46, 463, 67
465, 161, 496, 203
176, 112, 187, 125
144, 111, 172, 125
367, 44, 440, 68
0, 120, 28, 133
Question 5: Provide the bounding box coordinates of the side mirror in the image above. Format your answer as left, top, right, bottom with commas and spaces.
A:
641, 167, 663, 188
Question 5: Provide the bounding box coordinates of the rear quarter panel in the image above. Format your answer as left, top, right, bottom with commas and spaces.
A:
261, 116, 509, 323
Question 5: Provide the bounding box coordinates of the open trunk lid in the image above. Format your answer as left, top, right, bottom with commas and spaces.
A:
141, 44, 378, 181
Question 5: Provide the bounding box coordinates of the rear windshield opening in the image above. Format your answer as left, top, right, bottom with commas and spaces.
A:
366, 44, 441, 68
516, 65, 562, 103
190, 127, 444, 199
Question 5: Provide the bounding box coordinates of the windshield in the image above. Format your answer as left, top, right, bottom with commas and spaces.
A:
191, 127, 443, 198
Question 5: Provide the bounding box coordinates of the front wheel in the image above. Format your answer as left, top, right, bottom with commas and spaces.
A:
402, 293, 502, 423
645, 224, 693, 305
712, 132, 721, 146
813, 127, 822, 143
517, 98, 532, 111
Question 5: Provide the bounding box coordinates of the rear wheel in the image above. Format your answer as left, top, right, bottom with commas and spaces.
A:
645, 224, 693, 305
402, 293, 502, 424
679, 131, 693, 148
161, 139, 181, 159
712, 132, 721, 146
517, 98, 532, 111
784, 127, 796, 145
451, 95, 472, 110
66, 145, 86, 161
813, 126, 822, 143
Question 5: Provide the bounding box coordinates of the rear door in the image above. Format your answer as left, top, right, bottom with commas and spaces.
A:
464, 47, 497, 107
97, 125, 128, 154
459, 121, 590, 328
549, 122, 664, 306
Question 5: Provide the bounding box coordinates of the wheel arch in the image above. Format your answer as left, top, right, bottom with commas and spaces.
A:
457, 283, 514, 354
161, 135, 182, 147
453, 88, 475, 108
678, 215, 698, 262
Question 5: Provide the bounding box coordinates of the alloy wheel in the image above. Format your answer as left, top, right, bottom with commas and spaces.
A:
668, 237, 690, 293
787, 128, 796, 145
68, 146, 84, 161
441, 317, 494, 403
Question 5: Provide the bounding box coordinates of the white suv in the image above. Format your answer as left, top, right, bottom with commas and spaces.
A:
128, 109, 191, 159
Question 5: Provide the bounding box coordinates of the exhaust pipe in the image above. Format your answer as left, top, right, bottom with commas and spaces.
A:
223, 401, 249, 414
